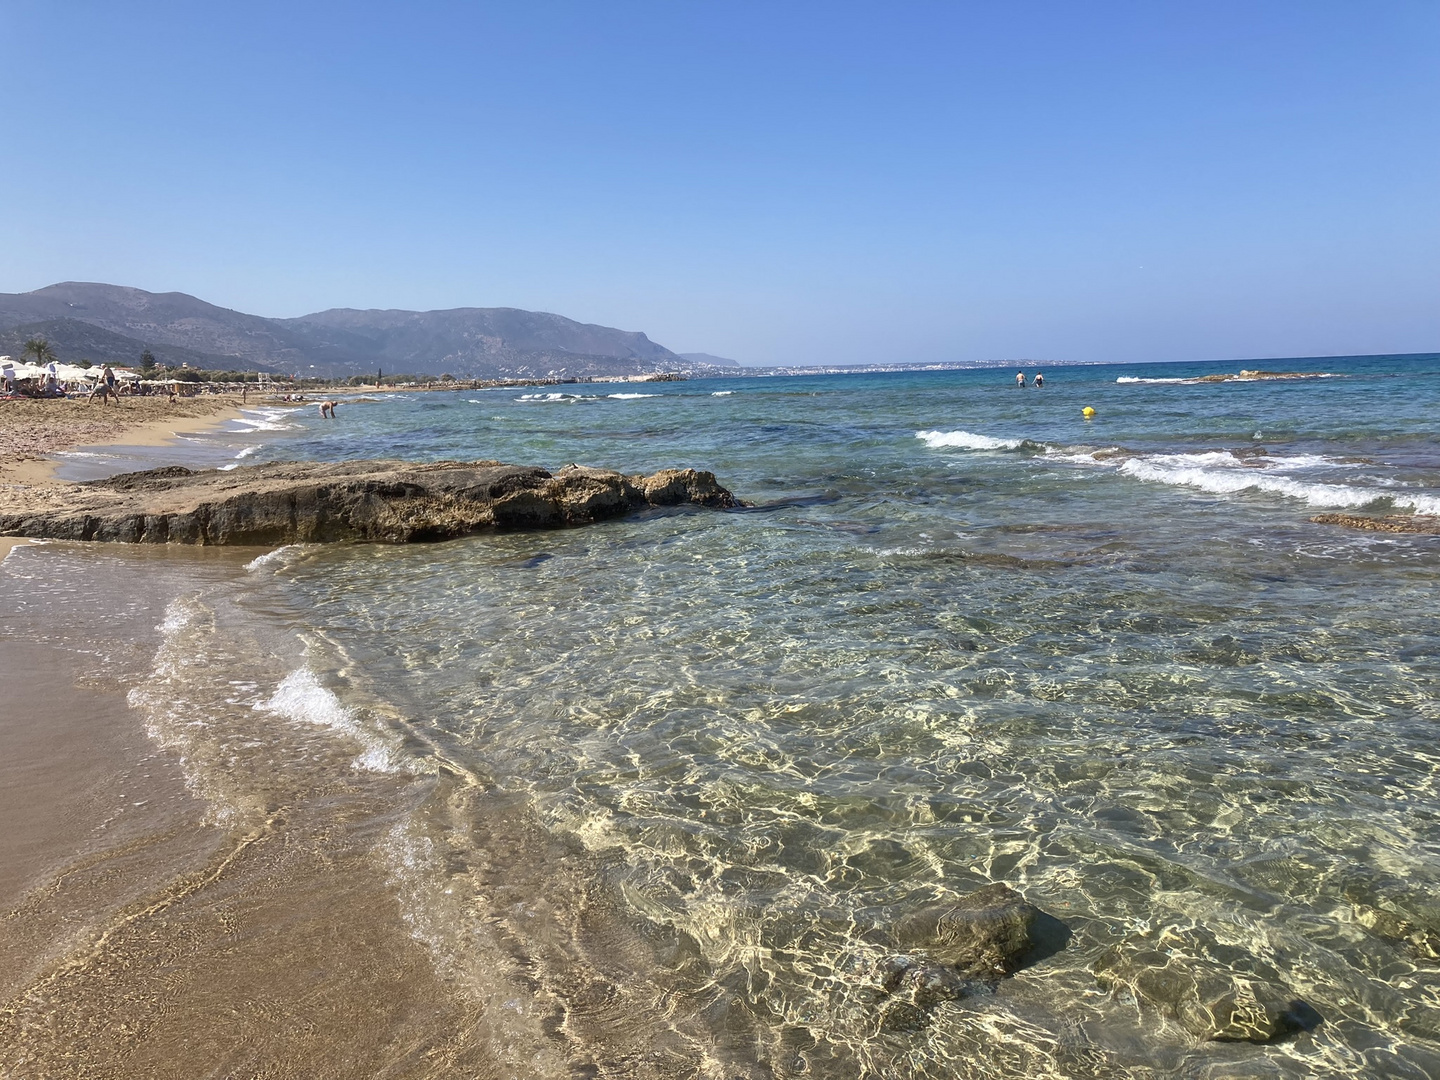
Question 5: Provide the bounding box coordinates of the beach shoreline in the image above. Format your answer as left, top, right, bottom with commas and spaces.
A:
0, 544, 529, 1077
0, 394, 253, 486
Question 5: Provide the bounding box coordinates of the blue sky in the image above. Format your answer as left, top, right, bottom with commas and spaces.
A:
2, 1, 1436, 366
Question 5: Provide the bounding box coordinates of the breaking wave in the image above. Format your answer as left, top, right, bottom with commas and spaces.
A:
1116, 451, 1440, 513
916, 429, 1026, 451
232, 407, 299, 432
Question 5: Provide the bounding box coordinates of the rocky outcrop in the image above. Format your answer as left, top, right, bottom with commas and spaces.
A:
1094, 925, 1321, 1044
873, 883, 1071, 1025
0, 459, 738, 546
1192, 370, 1334, 383
1310, 512, 1440, 534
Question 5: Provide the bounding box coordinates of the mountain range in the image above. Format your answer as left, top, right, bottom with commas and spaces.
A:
0, 282, 726, 379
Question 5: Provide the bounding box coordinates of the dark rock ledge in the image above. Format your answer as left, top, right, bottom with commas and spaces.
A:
0, 460, 738, 546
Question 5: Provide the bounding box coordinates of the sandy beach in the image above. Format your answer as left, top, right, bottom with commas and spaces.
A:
0, 394, 252, 553
0, 394, 247, 485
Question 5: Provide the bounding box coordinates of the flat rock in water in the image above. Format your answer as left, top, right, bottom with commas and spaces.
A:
0, 459, 738, 546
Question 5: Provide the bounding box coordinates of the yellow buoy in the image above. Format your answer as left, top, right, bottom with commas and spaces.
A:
1082, 406, 1096, 418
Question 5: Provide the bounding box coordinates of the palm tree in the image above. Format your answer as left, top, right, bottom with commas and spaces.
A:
21, 337, 57, 366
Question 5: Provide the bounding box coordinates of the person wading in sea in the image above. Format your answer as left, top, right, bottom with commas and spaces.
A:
1016, 371, 1026, 388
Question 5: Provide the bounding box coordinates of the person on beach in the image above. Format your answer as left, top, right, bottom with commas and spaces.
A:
89, 364, 119, 405
1034, 373, 1044, 388
169, 380, 180, 403
1016, 371, 1026, 388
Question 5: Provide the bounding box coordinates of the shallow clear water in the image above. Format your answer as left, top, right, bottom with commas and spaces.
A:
35, 356, 1440, 1076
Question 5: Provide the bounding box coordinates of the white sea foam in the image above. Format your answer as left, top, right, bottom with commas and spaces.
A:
1043, 445, 1124, 464
937, 435, 1440, 514
157, 596, 198, 635
711, 390, 734, 396
245, 544, 303, 572
257, 668, 351, 729
517, 392, 582, 402
232, 408, 298, 432
0, 539, 45, 560
255, 668, 395, 772
1116, 452, 1440, 513
608, 392, 656, 400
1117, 373, 1339, 385
916, 429, 1024, 451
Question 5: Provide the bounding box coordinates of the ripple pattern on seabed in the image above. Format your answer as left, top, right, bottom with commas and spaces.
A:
219, 359, 1440, 1077
269, 492, 1440, 1077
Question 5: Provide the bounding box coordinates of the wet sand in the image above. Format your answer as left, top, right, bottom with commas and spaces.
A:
0, 641, 204, 911
0, 547, 542, 1078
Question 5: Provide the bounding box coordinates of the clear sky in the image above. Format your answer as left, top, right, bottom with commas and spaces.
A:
2, 1, 1437, 366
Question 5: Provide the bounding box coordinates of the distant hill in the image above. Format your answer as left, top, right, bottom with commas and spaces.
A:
0, 282, 718, 379
0, 317, 275, 372
280, 306, 681, 378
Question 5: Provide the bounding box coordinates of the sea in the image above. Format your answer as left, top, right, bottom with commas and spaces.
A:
5, 353, 1439, 1078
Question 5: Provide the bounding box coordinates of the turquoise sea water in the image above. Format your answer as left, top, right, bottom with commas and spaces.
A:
28, 355, 1440, 1076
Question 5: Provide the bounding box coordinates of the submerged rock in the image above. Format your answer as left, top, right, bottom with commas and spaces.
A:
876, 954, 973, 1007
874, 883, 1071, 1019
1094, 926, 1322, 1044
0, 459, 738, 546
1336, 865, 1440, 962
891, 883, 1051, 980
1310, 512, 1440, 535
1350, 902, 1440, 962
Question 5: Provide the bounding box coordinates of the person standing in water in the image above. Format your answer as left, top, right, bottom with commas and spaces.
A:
1034, 373, 1044, 388
1016, 371, 1026, 388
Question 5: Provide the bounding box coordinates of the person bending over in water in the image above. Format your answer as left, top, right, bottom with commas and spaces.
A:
1015, 371, 1026, 388
319, 400, 338, 419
